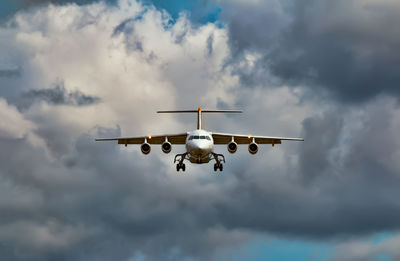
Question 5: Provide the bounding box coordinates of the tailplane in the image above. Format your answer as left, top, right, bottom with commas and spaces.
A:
157, 107, 242, 129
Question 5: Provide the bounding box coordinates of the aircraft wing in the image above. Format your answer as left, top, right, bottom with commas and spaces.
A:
95, 133, 188, 145
211, 132, 304, 145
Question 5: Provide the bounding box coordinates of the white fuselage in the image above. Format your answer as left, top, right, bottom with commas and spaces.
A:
185, 129, 213, 164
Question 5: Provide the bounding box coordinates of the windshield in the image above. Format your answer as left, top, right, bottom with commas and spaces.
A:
188, 135, 211, 140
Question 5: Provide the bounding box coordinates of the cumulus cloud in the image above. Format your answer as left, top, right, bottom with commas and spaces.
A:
0, 97, 45, 148
1, 0, 400, 260
0, 1, 248, 259
0, 98, 35, 139
218, 0, 400, 102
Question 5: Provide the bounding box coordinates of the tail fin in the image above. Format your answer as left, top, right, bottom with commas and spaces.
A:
157, 107, 242, 129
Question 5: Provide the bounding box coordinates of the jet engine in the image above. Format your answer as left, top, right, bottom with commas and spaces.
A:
248, 142, 258, 154
141, 142, 151, 155
161, 141, 172, 154
227, 141, 238, 153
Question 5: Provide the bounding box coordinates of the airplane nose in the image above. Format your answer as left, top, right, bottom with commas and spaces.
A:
189, 141, 212, 157
192, 144, 201, 152
191, 142, 204, 155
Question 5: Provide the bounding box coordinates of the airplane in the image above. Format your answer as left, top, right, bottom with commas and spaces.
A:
95, 108, 304, 172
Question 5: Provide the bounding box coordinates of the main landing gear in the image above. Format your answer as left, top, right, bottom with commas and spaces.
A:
212, 152, 225, 172
176, 163, 186, 172
213, 163, 223, 172
174, 152, 188, 172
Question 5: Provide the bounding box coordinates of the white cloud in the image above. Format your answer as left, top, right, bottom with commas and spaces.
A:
0, 98, 34, 139
3, 0, 240, 146
0, 98, 45, 147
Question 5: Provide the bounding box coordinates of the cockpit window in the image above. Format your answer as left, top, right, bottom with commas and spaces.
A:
189, 135, 211, 140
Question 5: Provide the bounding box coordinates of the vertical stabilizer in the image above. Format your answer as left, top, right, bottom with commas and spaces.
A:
197, 107, 202, 129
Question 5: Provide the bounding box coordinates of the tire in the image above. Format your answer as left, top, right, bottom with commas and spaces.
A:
219, 164, 223, 171
176, 164, 180, 172
182, 164, 186, 172
214, 164, 218, 171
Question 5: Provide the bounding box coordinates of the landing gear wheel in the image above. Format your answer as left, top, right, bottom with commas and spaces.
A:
176, 163, 185, 172
214, 163, 218, 172
219, 164, 223, 171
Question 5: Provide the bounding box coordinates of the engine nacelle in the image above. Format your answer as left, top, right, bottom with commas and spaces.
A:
227, 141, 238, 154
141, 142, 151, 155
248, 142, 258, 154
161, 141, 172, 154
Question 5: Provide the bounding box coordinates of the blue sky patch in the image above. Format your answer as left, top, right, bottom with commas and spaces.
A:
229, 238, 333, 261
0, 0, 221, 25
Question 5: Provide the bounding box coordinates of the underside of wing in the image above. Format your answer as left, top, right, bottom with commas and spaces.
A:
95, 133, 188, 145
211, 132, 304, 145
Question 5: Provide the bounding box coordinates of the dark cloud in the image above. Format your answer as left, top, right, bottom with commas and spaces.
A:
206, 33, 214, 56
20, 82, 100, 108
0, 67, 20, 78
0, 126, 251, 260
220, 0, 291, 53
298, 111, 344, 182
1, 96, 400, 260
269, 0, 400, 102
215, 0, 293, 88
213, 98, 400, 239
221, 0, 400, 102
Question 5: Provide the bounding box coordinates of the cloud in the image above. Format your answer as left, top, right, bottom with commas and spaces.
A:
0, 66, 20, 77
328, 234, 400, 261
218, 0, 400, 103
0, 97, 35, 139
1, 0, 400, 260
0, 97, 45, 149
19, 81, 100, 108
0, 1, 248, 259
271, 0, 400, 102
299, 111, 344, 182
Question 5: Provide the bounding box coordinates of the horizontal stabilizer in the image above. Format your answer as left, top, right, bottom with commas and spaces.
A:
157, 110, 242, 113
157, 108, 242, 129
157, 110, 243, 113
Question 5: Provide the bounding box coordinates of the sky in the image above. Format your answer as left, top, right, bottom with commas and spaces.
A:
0, 0, 400, 260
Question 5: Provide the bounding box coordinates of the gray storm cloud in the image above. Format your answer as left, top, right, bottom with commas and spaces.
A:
19, 82, 100, 108
219, 0, 400, 102
0, 0, 400, 260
